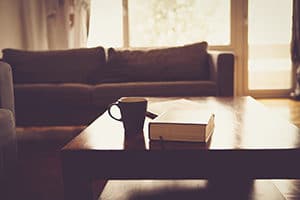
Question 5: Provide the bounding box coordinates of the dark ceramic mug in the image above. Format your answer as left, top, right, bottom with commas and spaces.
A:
108, 97, 148, 135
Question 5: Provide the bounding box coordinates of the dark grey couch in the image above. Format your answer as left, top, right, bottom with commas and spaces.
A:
0, 62, 18, 197
1, 41, 234, 126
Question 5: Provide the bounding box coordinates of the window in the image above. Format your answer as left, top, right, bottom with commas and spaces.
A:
87, 0, 123, 47
128, 0, 230, 47
248, 0, 292, 90
87, 0, 231, 48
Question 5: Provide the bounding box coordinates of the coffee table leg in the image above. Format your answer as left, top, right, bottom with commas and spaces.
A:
61, 157, 93, 200
207, 178, 254, 199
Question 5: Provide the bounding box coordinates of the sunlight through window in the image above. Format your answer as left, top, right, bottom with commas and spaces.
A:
87, 0, 123, 48
128, 0, 230, 47
88, 0, 230, 48
248, 0, 292, 90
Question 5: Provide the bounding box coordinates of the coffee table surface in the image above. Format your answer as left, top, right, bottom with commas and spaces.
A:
63, 96, 300, 151
61, 96, 300, 200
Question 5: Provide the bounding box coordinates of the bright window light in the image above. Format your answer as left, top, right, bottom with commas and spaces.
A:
87, 0, 123, 48
128, 0, 230, 47
248, 0, 292, 90
88, 0, 230, 48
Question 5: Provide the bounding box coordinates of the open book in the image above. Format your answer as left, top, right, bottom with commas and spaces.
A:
148, 99, 215, 142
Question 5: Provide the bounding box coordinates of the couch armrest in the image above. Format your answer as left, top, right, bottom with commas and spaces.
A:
0, 62, 15, 116
0, 109, 16, 146
0, 109, 18, 198
208, 51, 234, 96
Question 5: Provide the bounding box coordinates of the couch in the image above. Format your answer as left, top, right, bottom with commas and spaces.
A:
0, 62, 18, 198
1, 41, 234, 127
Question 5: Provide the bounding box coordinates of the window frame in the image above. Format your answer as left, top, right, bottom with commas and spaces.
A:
245, 0, 294, 97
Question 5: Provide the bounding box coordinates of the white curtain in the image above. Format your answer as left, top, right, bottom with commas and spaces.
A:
21, 0, 90, 50
0, 0, 24, 55
69, 0, 90, 48
45, 0, 70, 49
21, 0, 49, 50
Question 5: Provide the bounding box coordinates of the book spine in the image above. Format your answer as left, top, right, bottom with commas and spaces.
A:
149, 123, 206, 142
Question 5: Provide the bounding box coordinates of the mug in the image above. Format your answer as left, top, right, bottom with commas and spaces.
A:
108, 97, 148, 135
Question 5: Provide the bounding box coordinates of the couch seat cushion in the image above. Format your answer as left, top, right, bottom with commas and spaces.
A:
14, 83, 93, 107
103, 42, 209, 83
92, 81, 216, 107
2, 47, 106, 84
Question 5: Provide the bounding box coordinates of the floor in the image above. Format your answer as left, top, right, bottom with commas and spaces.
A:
14, 98, 300, 200
257, 98, 300, 200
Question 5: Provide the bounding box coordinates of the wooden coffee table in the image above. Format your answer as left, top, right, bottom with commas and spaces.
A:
61, 96, 300, 200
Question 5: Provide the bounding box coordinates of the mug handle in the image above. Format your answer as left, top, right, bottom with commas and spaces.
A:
108, 103, 122, 121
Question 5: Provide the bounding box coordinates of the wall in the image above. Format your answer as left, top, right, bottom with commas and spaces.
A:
0, 0, 24, 57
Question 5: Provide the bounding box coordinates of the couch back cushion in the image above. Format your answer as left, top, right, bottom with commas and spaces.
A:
103, 42, 209, 83
2, 47, 106, 84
